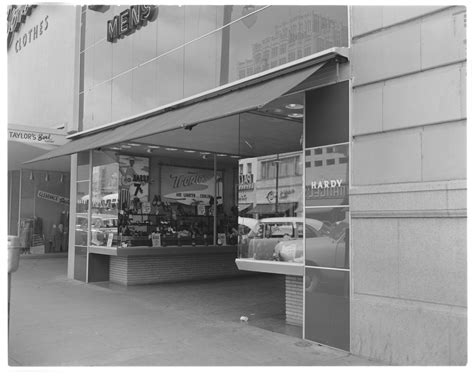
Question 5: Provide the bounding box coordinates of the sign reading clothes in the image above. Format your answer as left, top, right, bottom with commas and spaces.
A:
119, 155, 149, 210
305, 143, 349, 207
161, 166, 222, 206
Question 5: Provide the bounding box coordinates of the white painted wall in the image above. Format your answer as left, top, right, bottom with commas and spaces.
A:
8, 4, 81, 133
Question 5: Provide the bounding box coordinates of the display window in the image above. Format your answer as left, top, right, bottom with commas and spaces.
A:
77, 149, 239, 249
90, 151, 119, 247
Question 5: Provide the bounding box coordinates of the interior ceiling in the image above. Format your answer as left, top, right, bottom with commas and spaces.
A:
103, 92, 304, 163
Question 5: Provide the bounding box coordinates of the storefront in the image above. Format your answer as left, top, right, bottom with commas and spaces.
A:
26, 4, 350, 351
8, 124, 72, 254
26, 4, 467, 365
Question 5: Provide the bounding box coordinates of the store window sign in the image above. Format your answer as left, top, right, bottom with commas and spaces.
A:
37, 190, 70, 205
107, 5, 158, 43
161, 166, 223, 207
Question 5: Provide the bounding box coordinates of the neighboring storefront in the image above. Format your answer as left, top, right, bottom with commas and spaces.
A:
7, 4, 81, 253
8, 124, 71, 253
25, 4, 466, 366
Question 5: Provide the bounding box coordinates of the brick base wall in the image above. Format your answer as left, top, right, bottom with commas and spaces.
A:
286, 275, 303, 326
109, 252, 244, 285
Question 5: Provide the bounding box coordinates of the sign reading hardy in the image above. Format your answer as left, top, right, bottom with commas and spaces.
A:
107, 5, 158, 43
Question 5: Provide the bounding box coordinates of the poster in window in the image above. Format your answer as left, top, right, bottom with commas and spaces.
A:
119, 155, 149, 210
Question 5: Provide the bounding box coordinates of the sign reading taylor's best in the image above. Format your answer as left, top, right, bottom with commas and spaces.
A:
107, 5, 158, 42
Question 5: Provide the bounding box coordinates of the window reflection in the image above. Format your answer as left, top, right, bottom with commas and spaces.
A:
111, 74, 132, 122
229, 6, 348, 83
132, 62, 157, 115
305, 143, 349, 207
238, 151, 304, 261
157, 6, 185, 55
81, 5, 348, 129
92, 81, 112, 128
184, 28, 222, 97
91, 160, 119, 247
304, 268, 350, 351
156, 48, 184, 107
184, 6, 221, 42
305, 207, 349, 269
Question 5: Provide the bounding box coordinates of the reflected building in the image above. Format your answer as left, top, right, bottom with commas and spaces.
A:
237, 11, 348, 79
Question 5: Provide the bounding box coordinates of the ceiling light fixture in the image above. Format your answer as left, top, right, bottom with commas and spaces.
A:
165, 147, 178, 151
217, 154, 227, 157
147, 145, 160, 149
230, 155, 240, 159
285, 103, 304, 110
127, 143, 140, 147
288, 113, 304, 119
200, 152, 211, 155
183, 150, 196, 153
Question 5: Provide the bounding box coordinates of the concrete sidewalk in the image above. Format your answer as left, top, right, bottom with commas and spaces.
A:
8, 257, 382, 366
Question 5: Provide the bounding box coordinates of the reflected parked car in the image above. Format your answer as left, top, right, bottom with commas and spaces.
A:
275, 220, 349, 268
237, 217, 259, 258
244, 217, 330, 261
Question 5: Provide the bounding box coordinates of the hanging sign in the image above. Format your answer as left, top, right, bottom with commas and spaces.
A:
37, 190, 70, 205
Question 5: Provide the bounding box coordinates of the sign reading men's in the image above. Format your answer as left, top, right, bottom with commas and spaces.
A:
107, 5, 158, 43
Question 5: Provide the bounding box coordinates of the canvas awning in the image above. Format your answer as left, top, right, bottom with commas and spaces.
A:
25, 55, 342, 164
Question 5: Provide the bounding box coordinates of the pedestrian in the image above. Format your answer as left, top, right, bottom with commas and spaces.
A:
19, 220, 33, 254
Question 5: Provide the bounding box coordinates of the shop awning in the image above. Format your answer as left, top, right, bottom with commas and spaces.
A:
248, 203, 298, 215
25, 60, 332, 164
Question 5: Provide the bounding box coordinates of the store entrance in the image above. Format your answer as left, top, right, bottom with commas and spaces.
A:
96, 90, 305, 332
